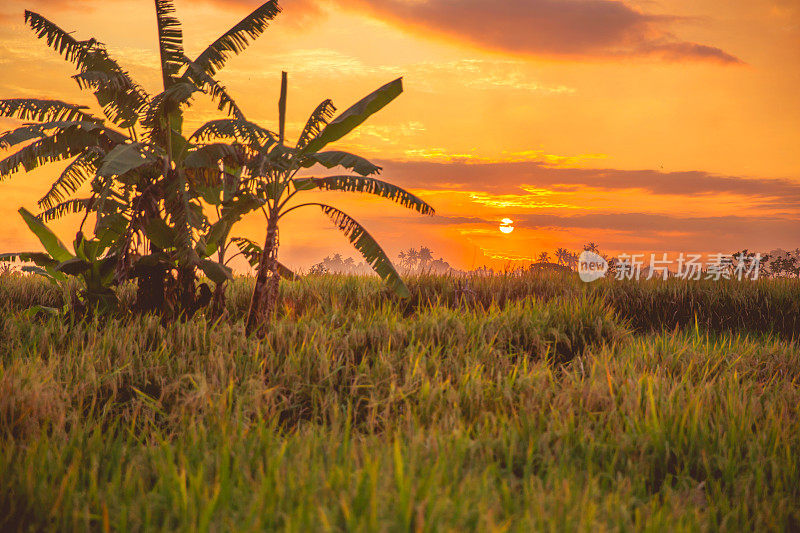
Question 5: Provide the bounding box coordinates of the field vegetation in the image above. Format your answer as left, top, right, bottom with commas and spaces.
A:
1, 271, 798, 531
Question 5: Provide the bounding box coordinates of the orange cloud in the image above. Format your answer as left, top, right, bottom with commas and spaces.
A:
120, 0, 744, 64
334, 0, 742, 63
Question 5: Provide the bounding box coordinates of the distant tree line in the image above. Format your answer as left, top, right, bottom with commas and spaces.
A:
308, 244, 800, 279
310, 246, 454, 275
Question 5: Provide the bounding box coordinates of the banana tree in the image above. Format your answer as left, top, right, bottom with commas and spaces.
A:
0, 1, 282, 316
0, 208, 121, 315
210, 73, 435, 334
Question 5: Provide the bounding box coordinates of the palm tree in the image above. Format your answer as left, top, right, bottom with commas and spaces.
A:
417, 246, 434, 272
537, 251, 550, 263
405, 248, 420, 271
0, 1, 282, 315
555, 247, 568, 265
237, 74, 434, 334
584, 242, 600, 253
566, 252, 579, 270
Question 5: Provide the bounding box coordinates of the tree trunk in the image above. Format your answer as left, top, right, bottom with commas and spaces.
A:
245, 213, 280, 336
135, 243, 166, 314
134, 194, 167, 315
177, 264, 196, 318
210, 281, 227, 318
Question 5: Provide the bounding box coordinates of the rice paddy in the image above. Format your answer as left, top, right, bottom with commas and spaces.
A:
0, 272, 798, 531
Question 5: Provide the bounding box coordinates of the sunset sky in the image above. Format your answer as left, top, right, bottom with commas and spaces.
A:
0, 0, 798, 270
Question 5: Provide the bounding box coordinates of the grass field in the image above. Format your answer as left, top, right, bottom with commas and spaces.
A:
0, 272, 798, 531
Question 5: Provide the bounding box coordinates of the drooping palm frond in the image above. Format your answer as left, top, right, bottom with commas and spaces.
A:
0, 120, 107, 150
73, 71, 132, 91
0, 124, 46, 149
0, 99, 100, 124
97, 142, 161, 179
181, 56, 245, 120
37, 198, 94, 222
295, 176, 434, 215
154, 0, 184, 88
74, 68, 149, 129
295, 99, 336, 152
0, 125, 104, 178
319, 204, 410, 297
230, 236, 298, 279
38, 148, 103, 209
230, 236, 262, 267
24, 11, 150, 129
184, 143, 246, 168
188, 1, 281, 78
301, 151, 382, 176
190, 119, 276, 147
24, 11, 87, 66
140, 82, 199, 143
0, 252, 61, 268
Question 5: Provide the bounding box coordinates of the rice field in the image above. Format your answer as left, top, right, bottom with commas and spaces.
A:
0, 272, 798, 531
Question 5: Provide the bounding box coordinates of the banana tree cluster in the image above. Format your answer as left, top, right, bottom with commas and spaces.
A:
0, 208, 120, 316
214, 73, 435, 334
0, 1, 282, 316
0, 0, 435, 328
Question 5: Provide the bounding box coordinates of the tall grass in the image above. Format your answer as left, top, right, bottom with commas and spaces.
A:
0, 272, 798, 530
3, 270, 798, 338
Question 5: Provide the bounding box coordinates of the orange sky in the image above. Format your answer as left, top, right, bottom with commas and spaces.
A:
0, 0, 798, 270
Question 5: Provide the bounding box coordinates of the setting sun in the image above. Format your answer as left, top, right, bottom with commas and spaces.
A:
499, 218, 514, 234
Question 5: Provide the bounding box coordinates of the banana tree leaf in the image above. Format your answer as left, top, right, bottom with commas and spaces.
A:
301, 151, 381, 176
22, 305, 61, 319
185, 143, 237, 168
229, 236, 299, 280
56, 257, 91, 275
84, 286, 118, 302
197, 259, 232, 284
292, 177, 317, 191
301, 78, 403, 155
203, 219, 230, 257
95, 213, 128, 249
0, 252, 58, 267
21, 265, 50, 277
319, 204, 410, 298
98, 255, 118, 286
22, 264, 67, 283
220, 195, 264, 221
75, 236, 101, 262
276, 261, 299, 281
144, 218, 177, 250
133, 252, 172, 270
98, 142, 159, 178
18, 207, 73, 262
187, 201, 207, 229
295, 175, 434, 215
195, 182, 223, 206
230, 236, 261, 267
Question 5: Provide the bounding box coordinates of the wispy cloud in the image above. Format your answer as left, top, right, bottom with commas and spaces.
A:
377, 159, 800, 211
336, 0, 742, 63
182, 0, 741, 63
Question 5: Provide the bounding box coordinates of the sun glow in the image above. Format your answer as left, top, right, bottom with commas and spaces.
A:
499, 218, 514, 234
